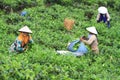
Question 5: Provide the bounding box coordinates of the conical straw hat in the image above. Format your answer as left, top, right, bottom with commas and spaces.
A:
18, 26, 32, 33
98, 6, 108, 14
86, 26, 98, 34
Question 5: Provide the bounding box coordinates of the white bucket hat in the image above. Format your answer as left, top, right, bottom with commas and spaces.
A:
98, 6, 108, 14
18, 26, 32, 33
86, 26, 98, 34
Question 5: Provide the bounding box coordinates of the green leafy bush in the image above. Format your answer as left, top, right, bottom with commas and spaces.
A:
0, 0, 120, 80
0, 0, 37, 13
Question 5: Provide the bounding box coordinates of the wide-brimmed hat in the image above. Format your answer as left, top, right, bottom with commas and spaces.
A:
98, 6, 108, 14
18, 26, 32, 33
86, 26, 98, 34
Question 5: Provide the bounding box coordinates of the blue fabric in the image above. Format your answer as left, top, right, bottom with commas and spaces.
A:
9, 38, 24, 52
15, 40, 24, 52
67, 40, 88, 53
67, 40, 80, 52
21, 11, 27, 16
76, 42, 88, 53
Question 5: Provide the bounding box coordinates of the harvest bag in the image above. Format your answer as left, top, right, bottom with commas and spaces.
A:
67, 40, 88, 53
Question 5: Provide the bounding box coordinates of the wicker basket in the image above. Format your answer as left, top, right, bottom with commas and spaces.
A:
64, 18, 75, 30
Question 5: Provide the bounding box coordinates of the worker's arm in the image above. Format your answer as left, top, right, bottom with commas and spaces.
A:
29, 36, 34, 43
81, 35, 95, 45
106, 12, 110, 21
96, 13, 100, 21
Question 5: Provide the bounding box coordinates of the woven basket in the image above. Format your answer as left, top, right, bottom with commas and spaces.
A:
64, 18, 75, 30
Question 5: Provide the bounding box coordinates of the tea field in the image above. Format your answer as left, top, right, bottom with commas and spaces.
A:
0, 0, 120, 80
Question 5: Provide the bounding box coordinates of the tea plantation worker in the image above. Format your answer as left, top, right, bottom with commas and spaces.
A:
9, 26, 33, 53
80, 26, 99, 54
97, 6, 111, 28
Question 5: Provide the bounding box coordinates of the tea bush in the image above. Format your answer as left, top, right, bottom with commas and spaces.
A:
0, 0, 120, 80
0, 0, 38, 13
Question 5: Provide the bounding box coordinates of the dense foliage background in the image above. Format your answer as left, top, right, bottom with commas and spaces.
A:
0, 0, 120, 80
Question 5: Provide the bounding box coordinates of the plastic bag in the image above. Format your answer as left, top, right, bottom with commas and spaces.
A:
67, 40, 80, 52
76, 42, 88, 53
67, 40, 88, 53
56, 50, 70, 55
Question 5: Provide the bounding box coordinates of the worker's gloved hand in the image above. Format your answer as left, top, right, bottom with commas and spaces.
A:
107, 18, 110, 21
82, 36, 88, 40
97, 20, 100, 23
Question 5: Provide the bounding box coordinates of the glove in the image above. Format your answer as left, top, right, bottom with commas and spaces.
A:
107, 18, 110, 21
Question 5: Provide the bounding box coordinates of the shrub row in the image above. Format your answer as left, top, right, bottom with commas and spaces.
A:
0, 0, 37, 13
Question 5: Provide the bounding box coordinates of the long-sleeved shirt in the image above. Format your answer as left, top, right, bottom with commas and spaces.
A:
9, 33, 33, 52
82, 34, 99, 53
15, 37, 33, 52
